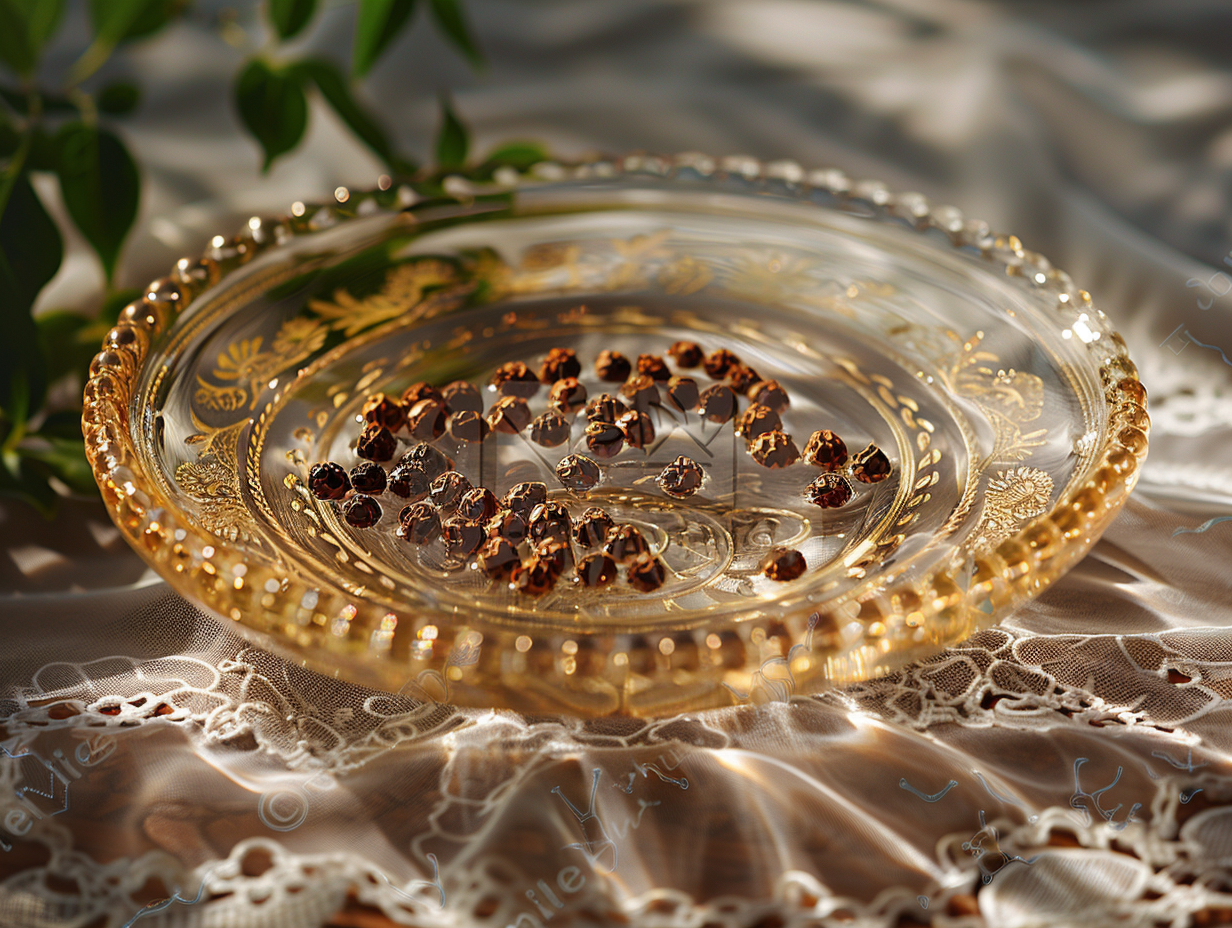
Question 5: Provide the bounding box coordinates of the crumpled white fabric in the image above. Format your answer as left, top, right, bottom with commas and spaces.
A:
4, 1, 1232, 926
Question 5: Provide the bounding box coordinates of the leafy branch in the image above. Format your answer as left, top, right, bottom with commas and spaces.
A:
0, 0, 544, 516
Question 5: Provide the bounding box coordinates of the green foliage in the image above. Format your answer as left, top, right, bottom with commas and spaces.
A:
0, 0, 522, 515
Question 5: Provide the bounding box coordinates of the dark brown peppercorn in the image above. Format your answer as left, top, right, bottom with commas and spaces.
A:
401, 381, 443, 407
406, 398, 446, 441
538, 347, 581, 383
727, 364, 762, 395
387, 463, 430, 500
356, 425, 398, 462
486, 509, 528, 545
803, 430, 848, 470
555, 453, 601, 492
486, 395, 532, 434
361, 393, 406, 431
703, 348, 740, 379
627, 554, 667, 592
748, 379, 790, 413
489, 361, 540, 397
805, 473, 853, 509
441, 380, 483, 414
535, 538, 574, 575
604, 524, 650, 564
528, 502, 573, 544
637, 353, 671, 381
666, 376, 700, 411
617, 409, 655, 449
698, 384, 736, 424
620, 374, 660, 411
667, 340, 703, 368
457, 487, 500, 522
548, 377, 588, 414
511, 556, 558, 596
398, 443, 453, 480
584, 393, 628, 423
573, 507, 615, 547
448, 410, 490, 443
851, 443, 892, 483
503, 481, 548, 515
760, 547, 806, 582
530, 411, 571, 447
442, 519, 485, 559
594, 350, 631, 382
749, 430, 800, 469
349, 461, 387, 495
430, 471, 473, 512
585, 420, 624, 459
308, 462, 349, 500
657, 455, 705, 498
343, 494, 382, 528
576, 552, 617, 587
477, 536, 519, 580
398, 502, 440, 544
735, 404, 781, 442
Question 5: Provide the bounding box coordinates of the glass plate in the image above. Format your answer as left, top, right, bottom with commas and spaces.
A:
83, 154, 1148, 716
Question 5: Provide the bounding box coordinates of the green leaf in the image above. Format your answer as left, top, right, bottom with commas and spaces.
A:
35, 310, 95, 383
427, 0, 481, 68
97, 81, 140, 115
23, 125, 58, 170
289, 57, 411, 172
55, 123, 140, 283
269, 0, 317, 40
0, 113, 18, 157
88, 0, 182, 45
0, 0, 35, 75
0, 85, 75, 115
19, 437, 95, 494
352, 0, 416, 79
101, 286, 141, 324
12, 0, 64, 53
37, 409, 84, 442
234, 59, 309, 172
0, 450, 59, 515
474, 141, 547, 177
434, 94, 468, 169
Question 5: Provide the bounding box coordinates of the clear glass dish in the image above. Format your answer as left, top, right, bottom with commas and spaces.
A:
83, 154, 1148, 716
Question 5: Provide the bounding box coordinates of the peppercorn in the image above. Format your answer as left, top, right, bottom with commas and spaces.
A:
637, 353, 671, 381
528, 502, 572, 544
698, 385, 736, 424
803, 430, 848, 470
486, 509, 528, 545
760, 547, 806, 581
477, 536, 519, 580
576, 552, 617, 588
308, 461, 350, 500
555, 453, 601, 492
585, 420, 624, 459
406, 398, 446, 441
620, 374, 660, 411
401, 381, 443, 407
666, 376, 700, 411
441, 380, 483, 413
538, 347, 581, 383
530, 411, 571, 447
398, 502, 440, 544
356, 425, 398, 462
584, 393, 628, 424
573, 507, 615, 547
594, 350, 631, 382
667, 340, 703, 368
805, 473, 853, 509
503, 481, 548, 515
748, 379, 790, 413
448, 410, 490, 443
548, 377, 588, 415
627, 554, 667, 592
604, 525, 650, 564
657, 456, 705, 498
703, 348, 740, 379
617, 409, 655, 449
361, 393, 406, 431
430, 471, 473, 512
510, 555, 557, 596
489, 361, 540, 397
749, 430, 800, 468
349, 461, 387, 495
486, 395, 532, 434
851, 443, 892, 483
735, 404, 781, 442
457, 487, 500, 522
387, 463, 430, 501
398, 443, 453, 480
442, 519, 485, 559
343, 494, 382, 528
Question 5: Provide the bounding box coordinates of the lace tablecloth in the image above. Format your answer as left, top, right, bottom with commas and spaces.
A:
4, 2, 1232, 926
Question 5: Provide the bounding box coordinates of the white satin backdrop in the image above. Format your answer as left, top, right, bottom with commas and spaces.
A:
3, 2, 1232, 926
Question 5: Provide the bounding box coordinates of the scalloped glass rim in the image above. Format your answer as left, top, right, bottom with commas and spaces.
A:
82, 154, 1149, 717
